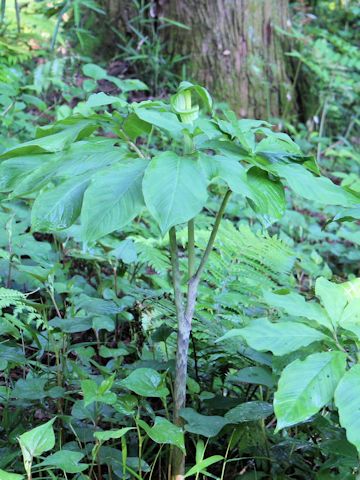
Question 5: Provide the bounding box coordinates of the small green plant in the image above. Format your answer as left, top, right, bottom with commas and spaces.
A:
220, 277, 360, 455
0, 81, 358, 478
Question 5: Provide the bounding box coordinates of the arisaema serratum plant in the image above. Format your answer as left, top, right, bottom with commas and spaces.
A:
0, 81, 358, 479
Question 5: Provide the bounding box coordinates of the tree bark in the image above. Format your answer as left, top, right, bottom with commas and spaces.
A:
160, 0, 294, 118
102, 0, 137, 34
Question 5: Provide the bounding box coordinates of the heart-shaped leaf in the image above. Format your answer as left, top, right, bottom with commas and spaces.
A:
121, 368, 169, 398
180, 408, 230, 437
36, 451, 88, 474
137, 417, 185, 452
225, 401, 273, 423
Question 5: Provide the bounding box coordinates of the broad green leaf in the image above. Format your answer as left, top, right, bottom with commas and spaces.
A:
320, 439, 358, 469
81, 158, 147, 242
82, 63, 147, 91
0, 134, 63, 158
21, 94, 47, 111
82, 63, 108, 80
339, 298, 360, 337
274, 351, 346, 430
270, 163, 359, 207
16, 264, 50, 283
49, 317, 93, 333
246, 167, 286, 219
108, 239, 137, 263
333, 206, 360, 223
0, 470, 24, 480
53, 139, 125, 177
151, 323, 175, 343
217, 116, 255, 152
137, 417, 184, 452
134, 108, 183, 138
94, 427, 134, 442
2, 139, 122, 197
98, 374, 115, 394
335, 364, 360, 452
255, 132, 303, 158
36, 451, 88, 474
217, 318, 326, 355
225, 401, 273, 423
115, 394, 138, 416
108, 77, 148, 92
0, 121, 95, 159
199, 154, 255, 199
315, 277, 347, 328
198, 138, 248, 157
122, 112, 152, 140
31, 176, 90, 231
238, 119, 272, 130
120, 368, 169, 397
92, 316, 115, 332
81, 379, 116, 407
99, 345, 129, 358
227, 366, 275, 388
0, 155, 46, 192
342, 278, 360, 301
113, 458, 149, 477
263, 290, 332, 330
11, 156, 63, 197
18, 418, 56, 474
12, 377, 47, 400
184, 455, 224, 478
85, 92, 126, 108
179, 408, 230, 437
143, 152, 208, 235
76, 294, 122, 315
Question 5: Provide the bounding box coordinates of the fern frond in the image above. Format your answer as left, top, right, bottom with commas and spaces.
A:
0, 287, 26, 309
199, 221, 296, 313
135, 238, 170, 273
0, 287, 42, 329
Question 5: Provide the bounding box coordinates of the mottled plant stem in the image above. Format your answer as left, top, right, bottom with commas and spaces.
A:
169, 227, 185, 326
187, 219, 195, 278
171, 190, 232, 479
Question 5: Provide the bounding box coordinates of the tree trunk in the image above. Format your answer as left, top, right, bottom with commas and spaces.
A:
160, 0, 294, 119
102, 0, 137, 34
